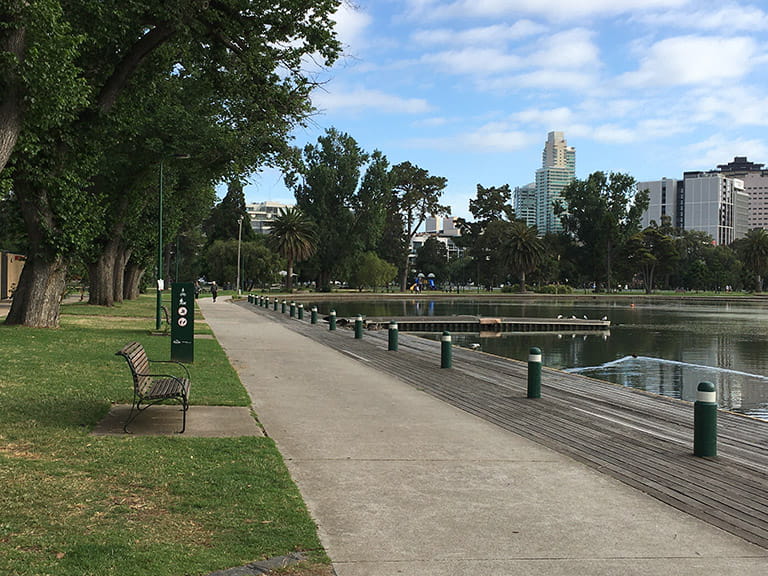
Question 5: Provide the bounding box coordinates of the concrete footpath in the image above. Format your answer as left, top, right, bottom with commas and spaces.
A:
198, 297, 767, 576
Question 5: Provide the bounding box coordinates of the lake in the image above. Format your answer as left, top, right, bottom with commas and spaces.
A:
306, 296, 768, 421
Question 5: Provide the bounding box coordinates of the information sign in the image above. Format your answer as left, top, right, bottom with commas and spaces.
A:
171, 282, 194, 363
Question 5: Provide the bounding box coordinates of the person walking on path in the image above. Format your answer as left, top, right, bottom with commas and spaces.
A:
210, 281, 218, 302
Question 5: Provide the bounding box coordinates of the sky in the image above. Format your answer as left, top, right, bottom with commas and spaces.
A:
243, 0, 768, 220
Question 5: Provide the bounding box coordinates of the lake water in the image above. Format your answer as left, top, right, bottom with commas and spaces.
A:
308, 297, 768, 421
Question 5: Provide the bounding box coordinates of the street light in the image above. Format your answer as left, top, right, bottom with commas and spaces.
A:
156, 153, 190, 331
236, 216, 243, 296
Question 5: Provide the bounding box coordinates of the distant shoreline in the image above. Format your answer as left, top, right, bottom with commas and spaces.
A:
267, 290, 768, 305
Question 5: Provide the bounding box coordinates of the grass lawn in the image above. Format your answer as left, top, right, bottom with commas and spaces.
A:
0, 295, 329, 576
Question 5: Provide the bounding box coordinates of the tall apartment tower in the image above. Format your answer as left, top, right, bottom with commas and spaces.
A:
535, 131, 575, 234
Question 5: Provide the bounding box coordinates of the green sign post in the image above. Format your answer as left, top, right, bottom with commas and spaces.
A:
171, 282, 194, 363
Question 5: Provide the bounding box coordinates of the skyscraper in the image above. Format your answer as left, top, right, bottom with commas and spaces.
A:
535, 131, 575, 234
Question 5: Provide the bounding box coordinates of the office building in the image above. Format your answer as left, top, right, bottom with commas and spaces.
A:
639, 173, 748, 245
715, 157, 768, 230
514, 183, 537, 228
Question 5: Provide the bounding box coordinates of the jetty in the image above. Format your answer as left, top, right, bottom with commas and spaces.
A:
362, 315, 610, 333
242, 300, 768, 550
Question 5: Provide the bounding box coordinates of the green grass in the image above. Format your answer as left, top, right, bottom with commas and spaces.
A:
0, 295, 327, 576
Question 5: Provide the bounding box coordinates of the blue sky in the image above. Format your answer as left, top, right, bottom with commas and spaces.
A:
244, 0, 768, 220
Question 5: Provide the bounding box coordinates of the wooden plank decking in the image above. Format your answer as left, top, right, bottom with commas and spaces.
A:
362, 315, 611, 332
242, 302, 768, 550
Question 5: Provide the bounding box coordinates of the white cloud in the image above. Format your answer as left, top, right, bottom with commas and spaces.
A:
332, 3, 373, 51
411, 20, 546, 46
510, 107, 574, 127
405, 123, 533, 152
691, 89, 768, 127
404, 0, 687, 21
621, 35, 758, 87
312, 87, 432, 115
421, 47, 524, 75
530, 28, 599, 69
637, 4, 768, 31
684, 136, 768, 171
506, 69, 597, 90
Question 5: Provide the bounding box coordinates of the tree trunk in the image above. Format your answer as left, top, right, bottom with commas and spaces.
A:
518, 271, 527, 293
286, 259, 294, 291
123, 263, 144, 300
5, 175, 69, 327
0, 23, 25, 174
112, 246, 130, 304
400, 252, 410, 292
5, 254, 68, 327
88, 251, 115, 307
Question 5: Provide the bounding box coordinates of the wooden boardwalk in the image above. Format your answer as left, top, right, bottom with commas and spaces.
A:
242, 302, 768, 550
363, 315, 611, 333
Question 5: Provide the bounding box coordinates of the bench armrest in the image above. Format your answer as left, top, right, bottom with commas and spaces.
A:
148, 359, 191, 380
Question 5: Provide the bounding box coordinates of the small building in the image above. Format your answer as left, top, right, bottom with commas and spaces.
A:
245, 201, 293, 234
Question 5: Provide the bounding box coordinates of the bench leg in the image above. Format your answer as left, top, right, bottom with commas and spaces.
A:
123, 398, 143, 434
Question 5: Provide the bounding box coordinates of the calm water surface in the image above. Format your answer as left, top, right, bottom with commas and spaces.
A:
310, 298, 768, 421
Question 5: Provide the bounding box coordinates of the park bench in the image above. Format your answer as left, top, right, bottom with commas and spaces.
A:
116, 341, 191, 433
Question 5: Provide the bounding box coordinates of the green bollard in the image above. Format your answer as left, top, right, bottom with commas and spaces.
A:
694, 381, 717, 457
527, 347, 542, 398
311, 306, 318, 324
298, 303, 304, 320
388, 321, 399, 351
281, 300, 286, 314
329, 309, 337, 331
273, 298, 278, 311
290, 301, 296, 318
354, 314, 363, 339
441, 331, 452, 368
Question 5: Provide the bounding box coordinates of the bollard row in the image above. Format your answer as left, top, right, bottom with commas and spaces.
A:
251, 298, 720, 457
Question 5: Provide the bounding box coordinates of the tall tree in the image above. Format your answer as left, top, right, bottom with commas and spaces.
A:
290, 128, 379, 291
624, 226, 678, 294
390, 161, 449, 291
736, 228, 768, 292
414, 236, 448, 282
267, 206, 316, 292
469, 184, 515, 224
204, 181, 255, 245
4, 0, 341, 327
556, 171, 648, 291
500, 221, 545, 293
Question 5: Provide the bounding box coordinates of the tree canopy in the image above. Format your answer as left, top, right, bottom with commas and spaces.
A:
556, 172, 649, 291
2, 0, 342, 326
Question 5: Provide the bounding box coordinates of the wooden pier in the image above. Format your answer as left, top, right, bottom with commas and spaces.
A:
362, 315, 611, 333
242, 302, 768, 550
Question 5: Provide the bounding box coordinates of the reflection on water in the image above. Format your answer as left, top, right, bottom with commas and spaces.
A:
309, 297, 768, 421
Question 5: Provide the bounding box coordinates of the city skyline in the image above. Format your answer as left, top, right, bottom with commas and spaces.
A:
240, 1, 768, 221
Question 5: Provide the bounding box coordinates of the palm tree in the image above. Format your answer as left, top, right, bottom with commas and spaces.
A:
267, 207, 316, 292
740, 228, 768, 292
501, 221, 545, 293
